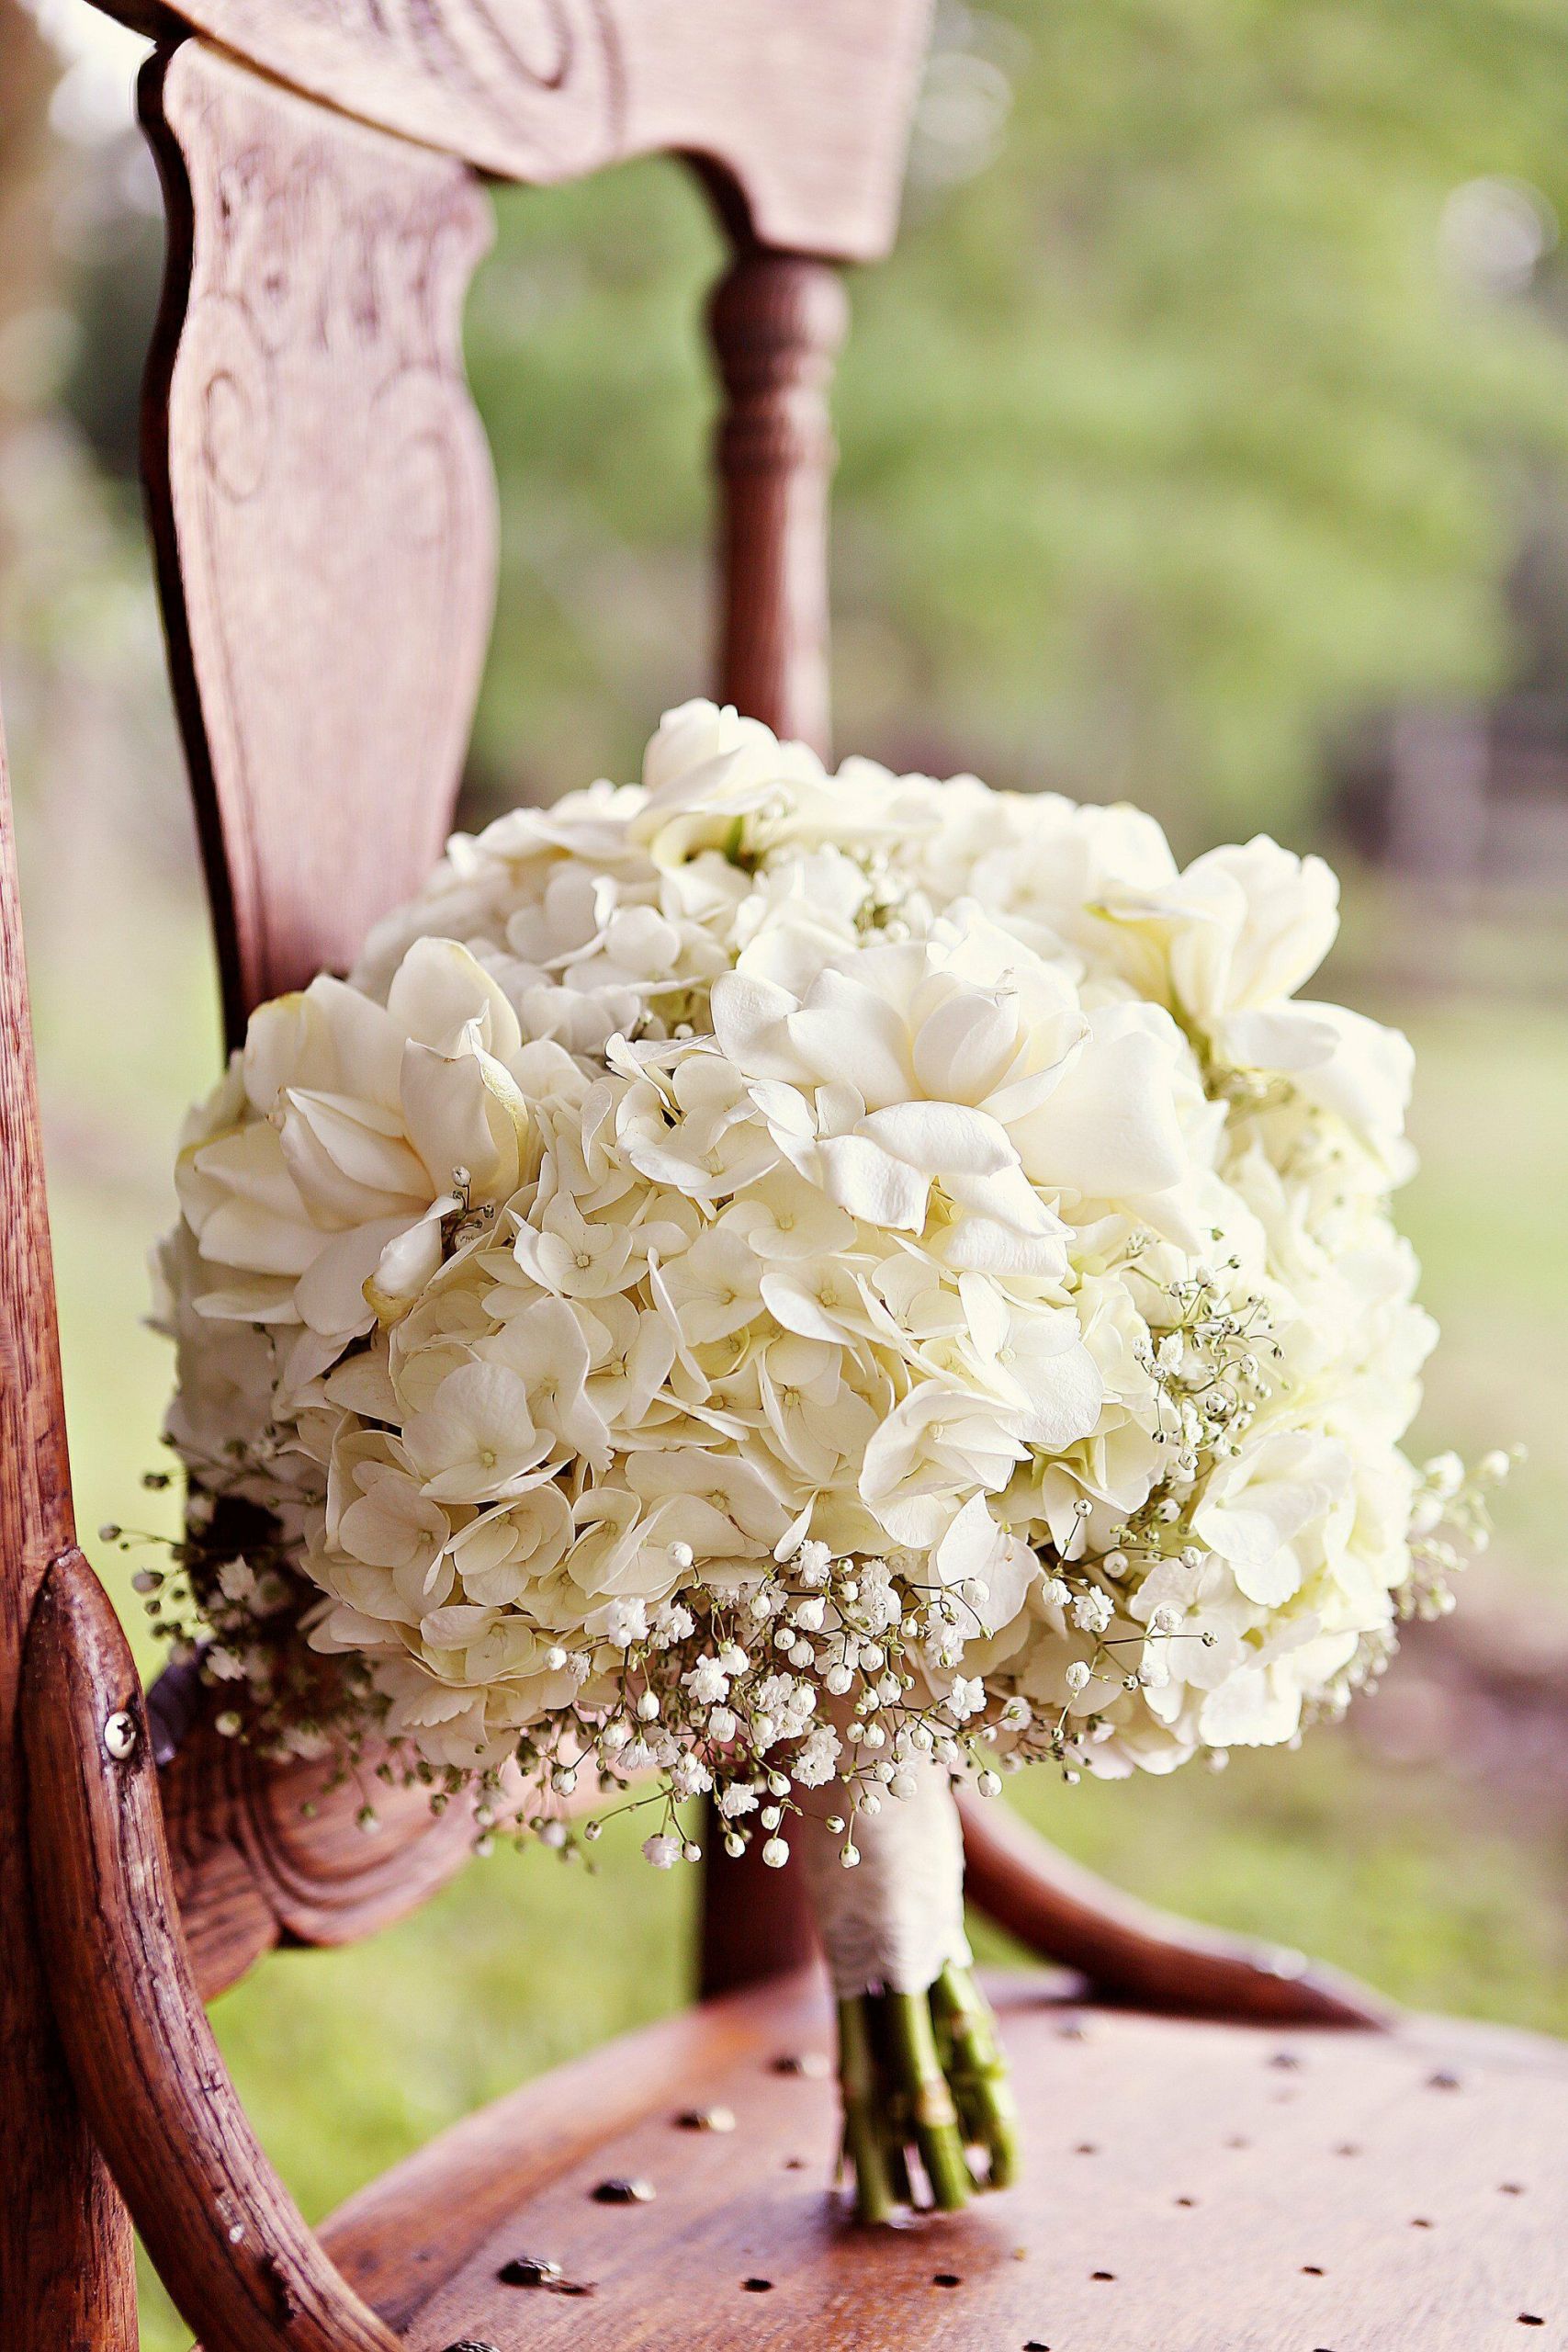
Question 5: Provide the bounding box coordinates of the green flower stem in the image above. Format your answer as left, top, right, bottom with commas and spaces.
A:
882, 1989, 976, 2212
931, 1962, 1021, 2189
837, 1995, 897, 2227
835, 1972, 1022, 2222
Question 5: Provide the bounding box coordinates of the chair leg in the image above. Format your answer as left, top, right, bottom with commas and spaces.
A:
698, 1802, 820, 1996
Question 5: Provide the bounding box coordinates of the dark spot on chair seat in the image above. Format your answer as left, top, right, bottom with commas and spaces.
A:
932, 2272, 962, 2287
498, 2256, 560, 2287
1090, 2270, 1115, 2281
592, 2176, 655, 2203
1302, 2265, 1325, 2276
743, 2278, 773, 2292
1517, 2319, 1545, 2329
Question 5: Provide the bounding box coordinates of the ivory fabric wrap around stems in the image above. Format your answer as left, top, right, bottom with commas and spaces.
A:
795, 1750, 973, 1998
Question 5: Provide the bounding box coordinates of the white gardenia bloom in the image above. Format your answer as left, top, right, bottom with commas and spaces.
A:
160, 698, 1453, 1807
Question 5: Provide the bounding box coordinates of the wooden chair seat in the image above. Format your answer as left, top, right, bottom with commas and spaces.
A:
314, 1971, 1568, 2351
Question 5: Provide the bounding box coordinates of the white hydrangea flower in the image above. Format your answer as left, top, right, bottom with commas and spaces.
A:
159, 698, 1453, 1804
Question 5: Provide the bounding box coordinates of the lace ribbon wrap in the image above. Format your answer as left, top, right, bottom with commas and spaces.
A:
796, 1756, 973, 1999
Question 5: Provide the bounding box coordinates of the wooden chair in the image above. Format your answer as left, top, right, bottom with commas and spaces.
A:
2, 9, 1564, 2346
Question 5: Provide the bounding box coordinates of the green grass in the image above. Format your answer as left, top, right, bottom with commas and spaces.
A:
17, 856, 1567, 2347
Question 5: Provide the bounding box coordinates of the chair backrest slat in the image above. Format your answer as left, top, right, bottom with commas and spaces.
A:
114, 0, 928, 262
142, 39, 500, 1041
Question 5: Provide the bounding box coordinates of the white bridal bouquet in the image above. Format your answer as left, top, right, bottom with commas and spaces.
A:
150, 701, 1502, 2220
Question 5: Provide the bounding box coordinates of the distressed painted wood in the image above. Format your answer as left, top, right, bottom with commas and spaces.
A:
107, 0, 932, 263
0, 711, 139, 2347
141, 39, 499, 1041
22, 1548, 401, 2352
318, 1967, 1568, 2351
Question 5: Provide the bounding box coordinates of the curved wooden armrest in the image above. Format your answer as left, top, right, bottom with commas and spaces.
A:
150, 1654, 476, 2002
22, 1549, 401, 2352
958, 1788, 1391, 2030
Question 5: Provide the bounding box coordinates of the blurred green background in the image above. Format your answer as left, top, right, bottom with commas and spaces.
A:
5, 4, 1568, 2343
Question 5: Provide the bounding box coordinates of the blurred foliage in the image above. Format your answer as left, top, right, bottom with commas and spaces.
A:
14, 2, 1568, 842
463, 0, 1568, 843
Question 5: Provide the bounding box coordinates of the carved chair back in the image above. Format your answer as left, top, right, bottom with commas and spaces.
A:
0, 8, 930, 2341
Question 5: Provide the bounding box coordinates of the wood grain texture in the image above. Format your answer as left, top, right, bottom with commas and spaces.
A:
320, 1968, 817, 2334
152, 1658, 476, 2000
0, 711, 139, 2347
708, 249, 848, 760
312, 1965, 1568, 2352
107, 0, 931, 262
958, 1787, 1391, 2030
141, 38, 498, 1041
21, 1547, 402, 2352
